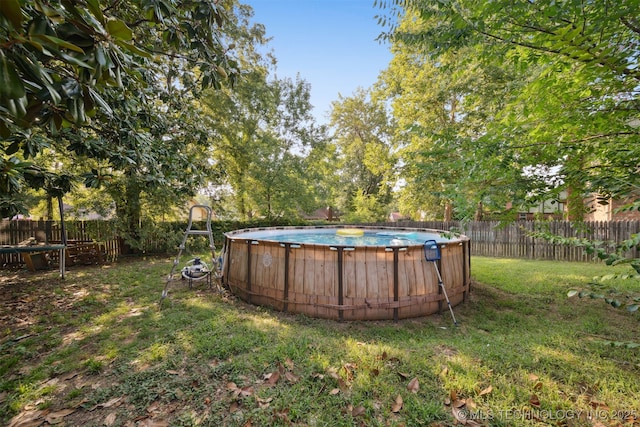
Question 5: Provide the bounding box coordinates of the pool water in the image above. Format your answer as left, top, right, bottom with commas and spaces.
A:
248, 230, 449, 247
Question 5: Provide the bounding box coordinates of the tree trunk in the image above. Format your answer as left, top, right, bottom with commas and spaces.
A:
566, 185, 585, 221
444, 201, 453, 221
45, 196, 54, 220
474, 200, 483, 221
114, 174, 142, 254
565, 156, 586, 221
266, 192, 272, 219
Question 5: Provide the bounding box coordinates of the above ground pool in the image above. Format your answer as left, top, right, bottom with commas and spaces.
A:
222, 226, 471, 321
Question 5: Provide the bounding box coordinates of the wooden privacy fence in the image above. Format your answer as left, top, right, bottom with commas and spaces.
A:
373, 220, 640, 262
0, 220, 122, 267
2, 219, 640, 268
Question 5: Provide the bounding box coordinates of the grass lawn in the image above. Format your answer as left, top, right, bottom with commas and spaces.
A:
0, 256, 638, 426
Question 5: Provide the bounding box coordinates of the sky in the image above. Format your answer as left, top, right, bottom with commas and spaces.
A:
243, 0, 393, 124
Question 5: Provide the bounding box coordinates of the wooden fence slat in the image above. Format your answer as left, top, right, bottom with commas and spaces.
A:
389, 219, 640, 263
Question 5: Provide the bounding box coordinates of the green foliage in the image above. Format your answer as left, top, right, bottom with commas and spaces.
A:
202, 63, 328, 220
529, 226, 640, 314
342, 190, 389, 223
83, 358, 104, 375
377, 13, 526, 220
1, 0, 245, 219
376, 0, 640, 220
0, 0, 238, 132
328, 88, 396, 218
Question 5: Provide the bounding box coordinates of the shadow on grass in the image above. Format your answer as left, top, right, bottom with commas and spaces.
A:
1, 257, 639, 426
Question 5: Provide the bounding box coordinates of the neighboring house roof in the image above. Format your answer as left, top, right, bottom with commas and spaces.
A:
303, 207, 339, 221
62, 203, 112, 220
389, 212, 406, 222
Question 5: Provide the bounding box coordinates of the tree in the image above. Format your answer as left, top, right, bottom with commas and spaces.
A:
203, 67, 327, 220
1, 0, 242, 219
377, 11, 528, 220
329, 88, 396, 221
379, 0, 640, 219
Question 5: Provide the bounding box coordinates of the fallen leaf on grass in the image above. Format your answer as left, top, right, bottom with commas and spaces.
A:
589, 399, 609, 410
88, 396, 123, 411
104, 412, 117, 426
529, 394, 541, 407
453, 399, 466, 408
391, 395, 403, 413
256, 396, 273, 409
227, 382, 254, 398
407, 377, 419, 393
8, 410, 45, 427
285, 371, 300, 383
138, 419, 169, 427
45, 408, 76, 424
465, 397, 477, 409
285, 358, 295, 370
479, 385, 492, 396
351, 405, 366, 417
264, 370, 280, 386
329, 388, 340, 395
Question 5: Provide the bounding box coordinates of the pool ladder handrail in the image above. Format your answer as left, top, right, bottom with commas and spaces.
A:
161, 205, 221, 303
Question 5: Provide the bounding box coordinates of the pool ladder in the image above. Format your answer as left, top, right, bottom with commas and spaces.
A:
160, 205, 221, 303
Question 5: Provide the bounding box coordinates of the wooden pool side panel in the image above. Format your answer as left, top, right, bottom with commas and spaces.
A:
223, 228, 470, 321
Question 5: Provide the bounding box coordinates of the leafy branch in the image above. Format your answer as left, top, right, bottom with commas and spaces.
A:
529, 225, 640, 315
